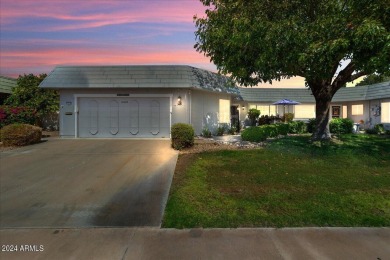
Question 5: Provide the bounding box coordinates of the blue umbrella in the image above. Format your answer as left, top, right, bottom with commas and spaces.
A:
272, 99, 301, 115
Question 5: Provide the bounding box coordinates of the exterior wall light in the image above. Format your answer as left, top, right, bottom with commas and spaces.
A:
177, 96, 182, 105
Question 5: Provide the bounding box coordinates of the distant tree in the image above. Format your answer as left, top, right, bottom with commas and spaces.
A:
355, 72, 390, 86
5, 74, 59, 121
194, 0, 390, 140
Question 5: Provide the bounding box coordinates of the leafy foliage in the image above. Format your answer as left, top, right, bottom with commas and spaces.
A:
171, 123, 195, 150
1, 124, 42, 146
329, 118, 354, 134
355, 73, 390, 86
195, 0, 390, 140
258, 115, 282, 125
0, 106, 37, 128
5, 74, 59, 119
374, 124, 385, 134
288, 121, 308, 134
247, 108, 260, 126
241, 127, 267, 142
201, 127, 212, 138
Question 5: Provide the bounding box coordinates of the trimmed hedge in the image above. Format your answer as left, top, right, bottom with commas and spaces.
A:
171, 123, 194, 150
241, 127, 267, 142
241, 123, 290, 142
329, 118, 353, 134
1, 124, 42, 146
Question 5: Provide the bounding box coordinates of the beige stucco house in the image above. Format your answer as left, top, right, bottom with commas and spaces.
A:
236, 81, 390, 130
39, 65, 239, 138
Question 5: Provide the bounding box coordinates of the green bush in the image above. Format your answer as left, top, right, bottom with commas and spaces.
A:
216, 124, 228, 136
248, 108, 260, 126
241, 127, 267, 142
307, 118, 316, 133
261, 124, 279, 138
365, 128, 378, 135
329, 118, 353, 134
171, 123, 194, 150
275, 123, 289, 136
288, 121, 307, 134
1, 124, 42, 146
201, 127, 212, 138
228, 126, 237, 135
374, 124, 385, 134
282, 113, 294, 122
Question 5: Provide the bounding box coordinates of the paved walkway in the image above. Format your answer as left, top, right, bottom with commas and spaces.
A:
1, 227, 389, 259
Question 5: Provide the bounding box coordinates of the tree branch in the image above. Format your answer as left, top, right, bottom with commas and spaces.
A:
331, 61, 356, 90
349, 71, 367, 82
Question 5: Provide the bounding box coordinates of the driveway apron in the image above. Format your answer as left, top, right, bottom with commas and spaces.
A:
0, 139, 178, 228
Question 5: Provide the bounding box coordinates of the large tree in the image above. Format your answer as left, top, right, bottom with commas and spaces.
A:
194, 0, 390, 140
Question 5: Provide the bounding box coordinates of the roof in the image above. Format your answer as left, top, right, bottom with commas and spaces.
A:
39, 65, 240, 95
239, 81, 390, 103
0, 76, 17, 94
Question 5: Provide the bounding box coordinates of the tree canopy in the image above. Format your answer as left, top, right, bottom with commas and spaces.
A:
5, 74, 59, 118
194, 0, 390, 139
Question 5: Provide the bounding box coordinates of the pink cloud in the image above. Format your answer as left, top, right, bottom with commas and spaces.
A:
1, 44, 214, 77
1, 0, 207, 31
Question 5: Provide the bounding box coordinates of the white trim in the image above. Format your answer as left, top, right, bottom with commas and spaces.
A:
73, 94, 173, 138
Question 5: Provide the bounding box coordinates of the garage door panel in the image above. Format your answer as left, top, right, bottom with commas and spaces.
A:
78, 97, 170, 138
110, 100, 119, 135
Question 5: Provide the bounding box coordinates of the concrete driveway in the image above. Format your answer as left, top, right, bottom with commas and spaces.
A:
0, 139, 178, 228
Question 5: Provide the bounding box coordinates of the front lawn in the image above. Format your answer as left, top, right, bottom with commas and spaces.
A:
162, 134, 390, 228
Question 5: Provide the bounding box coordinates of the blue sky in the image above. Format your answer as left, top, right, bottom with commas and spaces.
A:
0, 0, 307, 87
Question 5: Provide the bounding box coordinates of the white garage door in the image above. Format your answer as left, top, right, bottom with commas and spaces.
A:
78, 97, 170, 138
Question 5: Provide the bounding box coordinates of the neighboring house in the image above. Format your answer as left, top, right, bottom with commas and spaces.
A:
237, 81, 390, 130
39, 65, 239, 138
0, 76, 16, 105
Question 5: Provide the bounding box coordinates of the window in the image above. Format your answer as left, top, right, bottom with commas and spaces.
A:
294, 104, 315, 119
352, 104, 363, 115
381, 102, 390, 123
219, 99, 230, 123
248, 104, 276, 116
342, 105, 348, 118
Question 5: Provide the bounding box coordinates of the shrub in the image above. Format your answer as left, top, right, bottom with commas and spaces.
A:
288, 121, 307, 134
307, 118, 316, 133
261, 124, 279, 138
0, 106, 37, 128
275, 123, 289, 136
248, 108, 260, 126
216, 124, 228, 136
365, 128, 378, 135
171, 123, 194, 150
201, 127, 212, 138
241, 127, 267, 142
258, 115, 282, 125
374, 124, 385, 134
228, 126, 237, 135
329, 118, 353, 134
1, 124, 42, 146
282, 113, 294, 123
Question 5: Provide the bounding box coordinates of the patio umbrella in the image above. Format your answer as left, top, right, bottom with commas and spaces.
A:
272, 99, 301, 114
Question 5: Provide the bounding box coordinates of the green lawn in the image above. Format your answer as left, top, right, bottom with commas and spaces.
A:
162, 134, 390, 228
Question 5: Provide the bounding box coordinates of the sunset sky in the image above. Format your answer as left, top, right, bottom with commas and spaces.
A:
0, 0, 307, 87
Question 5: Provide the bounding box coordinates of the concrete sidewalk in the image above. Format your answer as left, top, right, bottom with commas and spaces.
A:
1, 228, 389, 259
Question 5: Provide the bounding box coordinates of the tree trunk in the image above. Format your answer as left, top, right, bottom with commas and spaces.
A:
310, 83, 335, 141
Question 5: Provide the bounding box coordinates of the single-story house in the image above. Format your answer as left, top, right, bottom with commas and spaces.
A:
40, 65, 390, 138
0, 75, 16, 105
39, 65, 239, 138
237, 81, 390, 130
